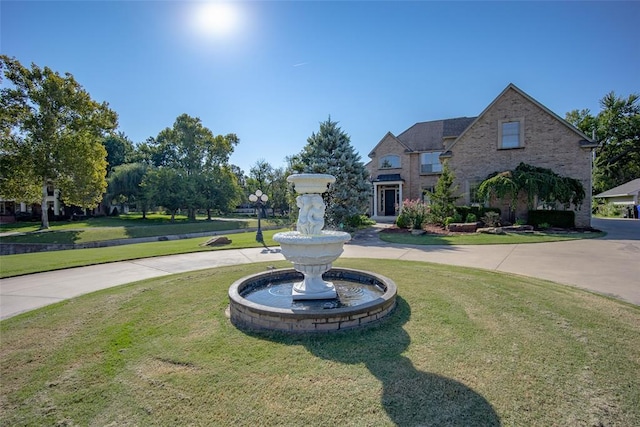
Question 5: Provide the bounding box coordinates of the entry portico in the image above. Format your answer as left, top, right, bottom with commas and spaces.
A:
372, 173, 404, 219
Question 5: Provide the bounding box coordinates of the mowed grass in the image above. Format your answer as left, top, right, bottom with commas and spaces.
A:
0, 214, 280, 244
380, 229, 605, 245
0, 229, 287, 278
1, 259, 638, 426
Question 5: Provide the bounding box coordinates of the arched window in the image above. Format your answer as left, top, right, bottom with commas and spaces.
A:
379, 155, 400, 169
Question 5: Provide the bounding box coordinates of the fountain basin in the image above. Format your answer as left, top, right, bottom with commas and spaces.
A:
287, 173, 336, 194
228, 268, 397, 333
274, 230, 351, 300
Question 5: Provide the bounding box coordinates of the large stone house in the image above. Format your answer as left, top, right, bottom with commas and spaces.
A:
366, 83, 598, 227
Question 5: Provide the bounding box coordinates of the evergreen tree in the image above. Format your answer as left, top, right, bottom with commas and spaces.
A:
293, 117, 370, 229
429, 161, 459, 225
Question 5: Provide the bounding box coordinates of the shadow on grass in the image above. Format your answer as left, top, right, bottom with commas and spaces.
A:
0, 230, 82, 244
253, 297, 501, 426
122, 220, 250, 239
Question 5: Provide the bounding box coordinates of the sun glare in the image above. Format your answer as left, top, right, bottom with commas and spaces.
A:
192, 2, 240, 38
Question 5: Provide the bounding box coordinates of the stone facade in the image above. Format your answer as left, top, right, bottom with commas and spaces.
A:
366, 84, 597, 227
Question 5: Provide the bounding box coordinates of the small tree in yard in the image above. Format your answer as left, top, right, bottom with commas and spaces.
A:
429, 161, 458, 225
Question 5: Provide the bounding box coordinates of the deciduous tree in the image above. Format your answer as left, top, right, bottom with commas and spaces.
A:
566, 92, 640, 194
0, 56, 117, 228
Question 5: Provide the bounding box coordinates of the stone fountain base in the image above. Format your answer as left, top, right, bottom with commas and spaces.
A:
228, 268, 397, 333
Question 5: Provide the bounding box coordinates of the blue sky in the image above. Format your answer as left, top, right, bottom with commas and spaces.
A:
2, 1, 638, 174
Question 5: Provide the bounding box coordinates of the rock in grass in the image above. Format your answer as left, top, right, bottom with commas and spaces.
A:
201, 236, 232, 246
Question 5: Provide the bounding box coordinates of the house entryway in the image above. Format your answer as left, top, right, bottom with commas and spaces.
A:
383, 189, 396, 216
371, 174, 404, 220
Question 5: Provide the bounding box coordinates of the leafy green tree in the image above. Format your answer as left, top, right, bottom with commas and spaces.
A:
270, 167, 290, 216
141, 167, 190, 221
103, 132, 134, 172
198, 166, 242, 219
248, 159, 273, 195
144, 114, 240, 219
106, 163, 151, 218
0, 56, 117, 228
292, 117, 370, 229
477, 162, 585, 218
566, 92, 640, 194
429, 161, 459, 225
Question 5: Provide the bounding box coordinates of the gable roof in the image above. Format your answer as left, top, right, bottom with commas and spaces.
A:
594, 178, 640, 198
396, 117, 476, 152
446, 83, 597, 152
368, 131, 412, 157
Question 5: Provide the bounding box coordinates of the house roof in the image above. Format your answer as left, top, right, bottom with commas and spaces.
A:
447, 83, 597, 152
396, 117, 476, 152
374, 173, 404, 182
594, 178, 640, 198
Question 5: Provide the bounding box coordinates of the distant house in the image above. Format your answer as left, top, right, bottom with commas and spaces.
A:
594, 179, 640, 217
366, 83, 598, 227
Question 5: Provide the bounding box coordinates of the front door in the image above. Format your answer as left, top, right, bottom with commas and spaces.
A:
384, 189, 396, 216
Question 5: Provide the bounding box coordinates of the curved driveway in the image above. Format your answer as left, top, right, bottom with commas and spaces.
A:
1, 217, 638, 320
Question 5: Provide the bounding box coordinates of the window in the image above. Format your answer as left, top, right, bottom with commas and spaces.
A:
469, 182, 484, 206
499, 119, 524, 149
379, 155, 400, 169
422, 187, 434, 205
420, 152, 443, 173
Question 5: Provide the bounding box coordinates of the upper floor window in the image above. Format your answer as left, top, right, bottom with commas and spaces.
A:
422, 187, 435, 205
499, 119, 524, 149
379, 155, 400, 169
420, 152, 443, 174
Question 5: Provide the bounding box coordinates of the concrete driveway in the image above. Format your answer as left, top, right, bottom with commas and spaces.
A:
1, 217, 638, 320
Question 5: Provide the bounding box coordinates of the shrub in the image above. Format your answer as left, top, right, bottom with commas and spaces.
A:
466, 213, 477, 223
527, 210, 575, 228
515, 218, 526, 226
395, 212, 411, 229
481, 211, 500, 227
344, 214, 375, 230
444, 216, 455, 227
456, 206, 501, 221
594, 201, 623, 218
538, 222, 551, 230
397, 199, 429, 230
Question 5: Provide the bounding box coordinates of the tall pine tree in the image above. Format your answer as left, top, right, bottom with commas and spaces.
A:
293, 117, 370, 229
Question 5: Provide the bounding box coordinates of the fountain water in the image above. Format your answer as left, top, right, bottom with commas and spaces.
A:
228, 173, 397, 332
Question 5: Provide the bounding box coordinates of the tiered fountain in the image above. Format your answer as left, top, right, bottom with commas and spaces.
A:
228, 173, 397, 333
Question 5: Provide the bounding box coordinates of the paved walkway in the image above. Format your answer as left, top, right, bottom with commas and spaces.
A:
1, 218, 638, 320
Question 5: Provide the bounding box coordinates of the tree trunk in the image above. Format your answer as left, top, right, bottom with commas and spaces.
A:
207, 208, 211, 220
40, 182, 49, 230
171, 210, 176, 222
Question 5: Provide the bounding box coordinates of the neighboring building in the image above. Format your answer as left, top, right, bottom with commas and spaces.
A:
366, 83, 598, 227
0, 183, 62, 224
594, 178, 640, 218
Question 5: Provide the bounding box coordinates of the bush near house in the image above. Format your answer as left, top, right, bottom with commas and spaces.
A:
528, 210, 575, 228
455, 206, 501, 223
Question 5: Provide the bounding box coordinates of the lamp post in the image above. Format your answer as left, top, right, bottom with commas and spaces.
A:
249, 189, 268, 244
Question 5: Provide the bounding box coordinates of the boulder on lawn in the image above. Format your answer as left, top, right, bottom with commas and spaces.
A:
201, 236, 232, 246
447, 222, 480, 233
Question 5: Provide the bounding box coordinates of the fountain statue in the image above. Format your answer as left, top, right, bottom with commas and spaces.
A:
228, 173, 397, 333
273, 174, 351, 300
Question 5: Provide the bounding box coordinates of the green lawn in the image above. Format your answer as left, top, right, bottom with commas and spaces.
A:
0, 214, 286, 244
1, 259, 638, 426
0, 229, 288, 278
379, 229, 605, 245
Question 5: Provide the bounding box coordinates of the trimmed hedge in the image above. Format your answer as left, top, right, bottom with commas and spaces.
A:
455, 206, 501, 223
527, 210, 575, 228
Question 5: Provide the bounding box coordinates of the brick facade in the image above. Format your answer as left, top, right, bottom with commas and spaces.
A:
366, 84, 596, 227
